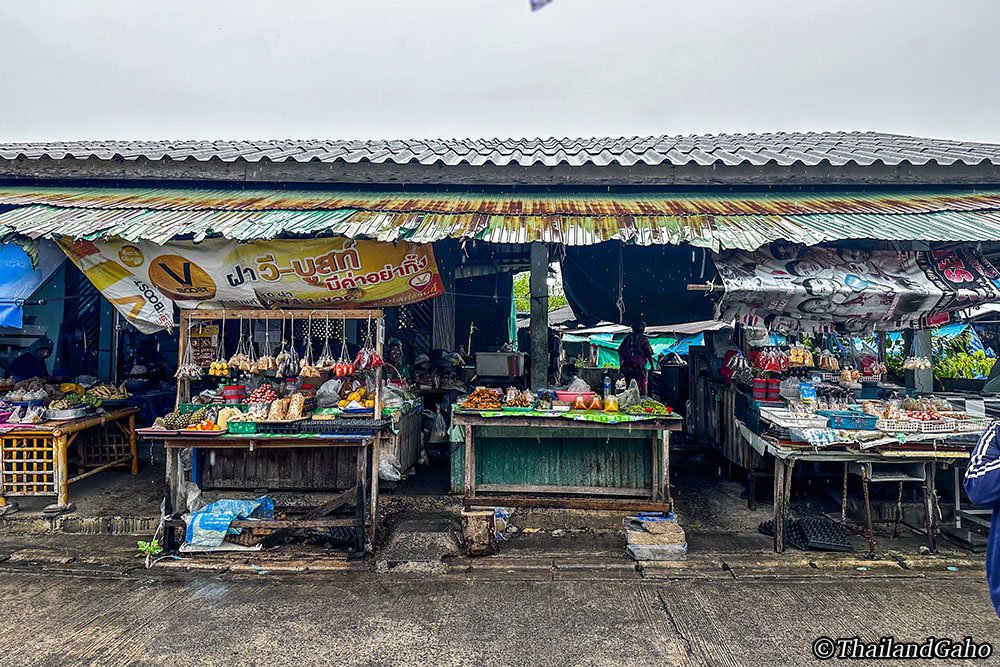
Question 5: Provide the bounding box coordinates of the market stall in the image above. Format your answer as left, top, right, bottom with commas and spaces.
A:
688, 243, 1000, 553
0, 378, 138, 511
454, 385, 682, 511
142, 309, 390, 554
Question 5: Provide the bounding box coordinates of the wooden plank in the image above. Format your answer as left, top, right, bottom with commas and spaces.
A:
233, 518, 358, 529
464, 422, 476, 498
452, 414, 683, 431
476, 483, 650, 497
465, 495, 670, 512
186, 309, 382, 320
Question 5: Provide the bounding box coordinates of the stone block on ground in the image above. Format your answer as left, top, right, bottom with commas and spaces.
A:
624, 512, 687, 561
461, 509, 497, 556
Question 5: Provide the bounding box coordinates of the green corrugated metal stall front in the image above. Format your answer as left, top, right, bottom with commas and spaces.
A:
449, 425, 661, 494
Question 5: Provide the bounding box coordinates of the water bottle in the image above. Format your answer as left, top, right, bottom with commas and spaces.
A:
603, 373, 611, 397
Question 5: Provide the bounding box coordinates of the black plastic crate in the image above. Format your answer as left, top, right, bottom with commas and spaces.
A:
301, 418, 390, 436
255, 420, 307, 435
797, 518, 852, 552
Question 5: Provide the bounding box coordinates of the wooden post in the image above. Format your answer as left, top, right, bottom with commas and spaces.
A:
650, 431, 660, 502
55, 433, 68, 507
529, 242, 549, 390
464, 424, 476, 499
914, 329, 933, 394
355, 442, 367, 555
433, 244, 456, 351
773, 459, 782, 552
164, 445, 178, 551
129, 413, 138, 475
370, 435, 380, 548
175, 311, 188, 409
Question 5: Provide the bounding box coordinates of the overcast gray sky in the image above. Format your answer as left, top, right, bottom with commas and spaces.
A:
2, 0, 999, 143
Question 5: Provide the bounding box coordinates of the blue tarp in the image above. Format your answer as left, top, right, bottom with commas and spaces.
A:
0, 241, 64, 328
185, 496, 274, 547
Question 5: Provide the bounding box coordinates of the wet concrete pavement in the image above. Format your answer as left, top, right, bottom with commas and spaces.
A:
1, 565, 996, 667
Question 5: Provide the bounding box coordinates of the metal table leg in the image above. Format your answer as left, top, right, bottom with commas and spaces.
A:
861, 467, 876, 556
923, 462, 938, 554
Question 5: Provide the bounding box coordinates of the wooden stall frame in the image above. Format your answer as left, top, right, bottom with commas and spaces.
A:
167, 307, 385, 553
0, 408, 138, 508
454, 412, 682, 512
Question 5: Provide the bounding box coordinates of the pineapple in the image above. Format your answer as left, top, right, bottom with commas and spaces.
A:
190, 407, 208, 423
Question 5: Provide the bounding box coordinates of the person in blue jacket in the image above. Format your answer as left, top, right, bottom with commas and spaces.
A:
964, 423, 1000, 617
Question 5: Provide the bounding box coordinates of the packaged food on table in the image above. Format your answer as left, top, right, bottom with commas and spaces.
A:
604, 394, 619, 412
571, 394, 588, 410
588, 394, 604, 410
461, 387, 503, 411
267, 398, 290, 421
286, 393, 306, 421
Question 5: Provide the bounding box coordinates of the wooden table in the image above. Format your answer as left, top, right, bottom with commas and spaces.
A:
738, 422, 972, 554
159, 432, 381, 555
453, 411, 683, 512
0, 408, 138, 509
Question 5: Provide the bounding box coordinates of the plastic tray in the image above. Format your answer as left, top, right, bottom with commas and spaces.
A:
174, 428, 228, 436
137, 427, 181, 437
875, 418, 919, 433
918, 419, 956, 434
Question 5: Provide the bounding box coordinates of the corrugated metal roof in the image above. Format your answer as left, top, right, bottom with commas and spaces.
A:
2, 132, 999, 168
3, 184, 1000, 250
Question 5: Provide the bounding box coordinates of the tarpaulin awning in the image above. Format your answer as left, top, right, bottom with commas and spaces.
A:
3, 185, 1000, 250
0, 240, 64, 328
714, 245, 1000, 333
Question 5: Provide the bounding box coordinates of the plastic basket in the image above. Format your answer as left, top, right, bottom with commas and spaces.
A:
859, 374, 883, 383
953, 418, 988, 433
918, 419, 956, 434
227, 421, 257, 434
876, 418, 919, 433
824, 411, 878, 430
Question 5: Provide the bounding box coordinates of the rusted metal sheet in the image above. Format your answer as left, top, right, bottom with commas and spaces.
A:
3, 186, 1000, 250
2, 185, 1000, 216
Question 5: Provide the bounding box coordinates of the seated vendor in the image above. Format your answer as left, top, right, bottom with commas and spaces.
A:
10, 337, 54, 381
384, 338, 410, 382
411, 353, 433, 387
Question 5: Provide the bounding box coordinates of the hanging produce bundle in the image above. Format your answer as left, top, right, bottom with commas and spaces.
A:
903, 356, 932, 370
208, 316, 230, 376
352, 314, 384, 372
299, 313, 321, 378
257, 315, 277, 371
316, 314, 336, 371
175, 324, 203, 380
335, 317, 355, 376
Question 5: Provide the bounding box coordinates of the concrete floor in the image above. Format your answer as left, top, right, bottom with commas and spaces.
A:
0, 567, 995, 667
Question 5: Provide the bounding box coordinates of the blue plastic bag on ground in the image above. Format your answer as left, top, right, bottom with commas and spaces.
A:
185, 496, 274, 547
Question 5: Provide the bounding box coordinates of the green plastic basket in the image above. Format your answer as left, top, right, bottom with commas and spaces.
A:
178, 403, 248, 414
227, 421, 257, 434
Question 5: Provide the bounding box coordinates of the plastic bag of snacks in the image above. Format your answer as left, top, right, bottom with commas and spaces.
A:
818, 351, 840, 371
788, 343, 814, 368
903, 356, 932, 370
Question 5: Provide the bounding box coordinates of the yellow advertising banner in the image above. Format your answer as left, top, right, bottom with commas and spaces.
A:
58, 237, 443, 333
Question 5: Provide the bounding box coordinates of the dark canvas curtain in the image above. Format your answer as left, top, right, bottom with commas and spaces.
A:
456, 273, 515, 354
561, 243, 717, 326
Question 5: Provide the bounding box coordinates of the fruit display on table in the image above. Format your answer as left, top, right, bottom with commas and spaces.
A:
185, 419, 221, 432
248, 385, 278, 403
625, 399, 674, 416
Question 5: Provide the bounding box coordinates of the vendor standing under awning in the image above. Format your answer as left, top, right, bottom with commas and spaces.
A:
10, 337, 53, 380
619, 321, 654, 395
